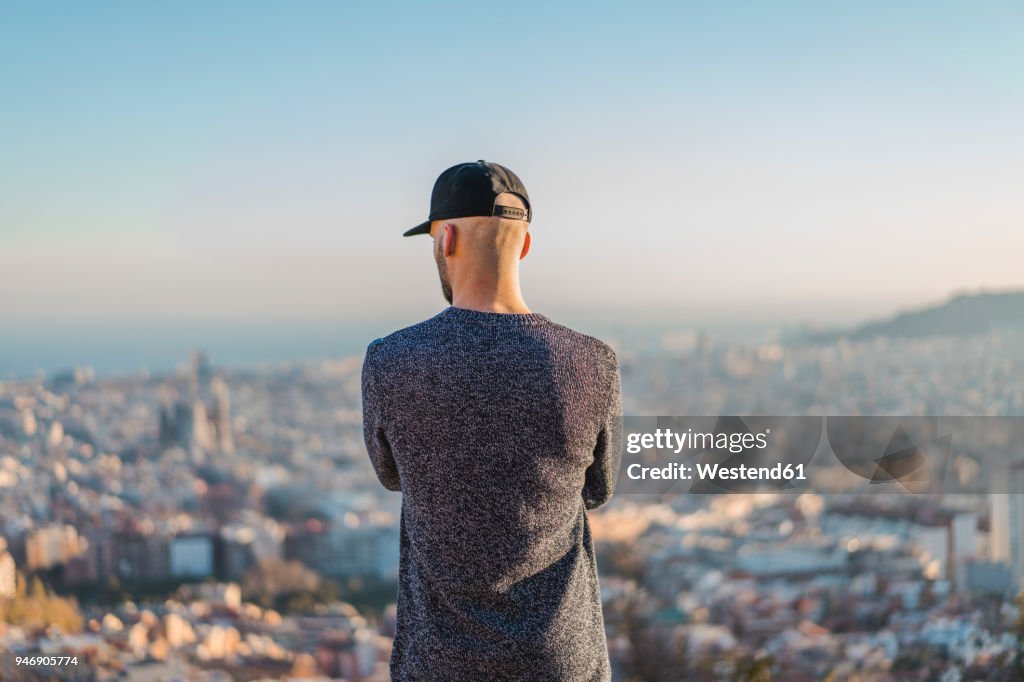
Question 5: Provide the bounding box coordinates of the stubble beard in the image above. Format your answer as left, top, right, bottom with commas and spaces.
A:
434, 241, 453, 305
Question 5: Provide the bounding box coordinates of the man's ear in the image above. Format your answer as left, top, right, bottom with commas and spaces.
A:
519, 231, 531, 260
443, 222, 457, 257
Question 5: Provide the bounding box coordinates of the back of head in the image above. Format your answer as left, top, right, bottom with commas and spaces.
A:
418, 163, 533, 310
450, 192, 530, 275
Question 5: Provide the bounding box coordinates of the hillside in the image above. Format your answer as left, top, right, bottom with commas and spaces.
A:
816, 291, 1024, 341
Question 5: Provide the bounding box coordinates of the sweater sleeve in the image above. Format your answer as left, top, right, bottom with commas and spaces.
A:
362, 342, 401, 491
583, 349, 622, 510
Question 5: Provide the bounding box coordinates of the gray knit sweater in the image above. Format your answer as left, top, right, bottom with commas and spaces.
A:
361, 306, 622, 681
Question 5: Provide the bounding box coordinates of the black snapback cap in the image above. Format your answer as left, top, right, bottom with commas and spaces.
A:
403, 160, 532, 237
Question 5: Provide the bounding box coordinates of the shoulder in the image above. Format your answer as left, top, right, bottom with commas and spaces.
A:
540, 322, 620, 410
542, 320, 619, 369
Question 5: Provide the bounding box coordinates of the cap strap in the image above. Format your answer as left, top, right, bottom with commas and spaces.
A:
492, 205, 530, 221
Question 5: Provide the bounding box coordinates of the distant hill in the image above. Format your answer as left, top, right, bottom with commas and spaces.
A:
812, 290, 1024, 342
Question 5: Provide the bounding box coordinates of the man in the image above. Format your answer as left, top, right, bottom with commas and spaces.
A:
362, 160, 622, 681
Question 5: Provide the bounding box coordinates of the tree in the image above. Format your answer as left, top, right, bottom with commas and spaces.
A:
242, 557, 325, 611
735, 654, 773, 682
0, 571, 82, 633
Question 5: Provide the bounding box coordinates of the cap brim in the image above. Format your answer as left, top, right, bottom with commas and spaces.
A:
403, 220, 432, 237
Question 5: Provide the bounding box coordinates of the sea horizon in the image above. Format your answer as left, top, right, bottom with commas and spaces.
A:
2, 315, 789, 380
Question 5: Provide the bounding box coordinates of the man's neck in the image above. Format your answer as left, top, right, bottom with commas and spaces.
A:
451, 289, 531, 314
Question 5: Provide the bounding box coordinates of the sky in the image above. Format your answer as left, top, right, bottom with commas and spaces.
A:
2, 0, 1023, 336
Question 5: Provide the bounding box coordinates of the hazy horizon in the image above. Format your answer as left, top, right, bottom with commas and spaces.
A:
3, 285, 1017, 378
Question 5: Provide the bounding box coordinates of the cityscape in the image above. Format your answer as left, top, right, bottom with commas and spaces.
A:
1, 321, 1023, 680
5, 2, 1023, 680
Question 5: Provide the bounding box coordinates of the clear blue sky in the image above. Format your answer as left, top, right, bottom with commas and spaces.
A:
2, 0, 1022, 328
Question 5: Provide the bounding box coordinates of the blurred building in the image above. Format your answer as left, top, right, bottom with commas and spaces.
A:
217, 518, 284, 581
284, 520, 399, 579
158, 384, 234, 456
189, 350, 211, 397
0, 538, 16, 598
115, 532, 170, 580
25, 524, 84, 570
962, 560, 1016, 596
210, 377, 234, 454
990, 463, 1024, 589
63, 530, 116, 586
169, 534, 214, 578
